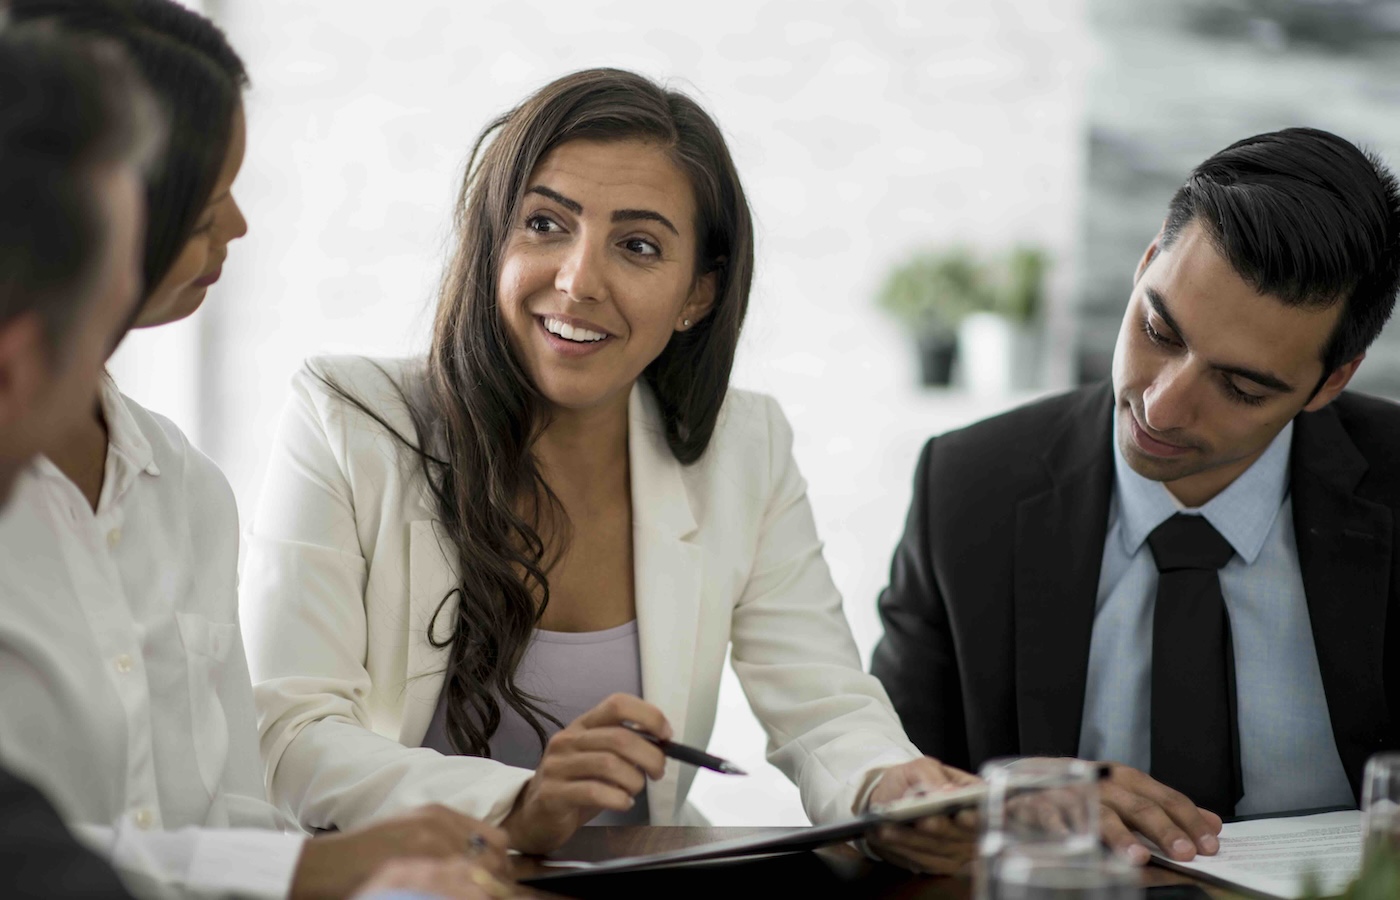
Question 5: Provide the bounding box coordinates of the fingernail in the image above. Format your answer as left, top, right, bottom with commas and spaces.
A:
1171, 839, 1195, 859
626, 797, 635, 808
1199, 834, 1219, 854
1127, 844, 1150, 866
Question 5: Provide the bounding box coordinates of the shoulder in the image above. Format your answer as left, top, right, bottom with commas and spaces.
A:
916, 383, 1111, 510
1327, 390, 1400, 439
295, 355, 424, 421
699, 387, 792, 468
287, 355, 427, 451
1323, 390, 1400, 496
933, 385, 1105, 457
714, 387, 786, 440
118, 392, 234, 512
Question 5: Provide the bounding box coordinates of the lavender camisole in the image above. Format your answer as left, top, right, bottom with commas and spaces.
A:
421, 619, 649, 825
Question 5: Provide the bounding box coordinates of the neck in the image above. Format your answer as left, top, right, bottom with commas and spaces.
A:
1163, 445, 1270, 508
45, 388, 109, 512
533, 391, 631, 507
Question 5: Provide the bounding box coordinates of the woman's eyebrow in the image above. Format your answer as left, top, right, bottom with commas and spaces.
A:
527, 185, 679, 236
612, 208, 678, 236
526, 185, 581, 213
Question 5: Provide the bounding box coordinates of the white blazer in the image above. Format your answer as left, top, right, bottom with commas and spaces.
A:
242, 355, 920, 831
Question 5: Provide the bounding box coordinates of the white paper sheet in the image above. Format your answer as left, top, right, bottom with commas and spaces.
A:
1150, 810, 1361, 899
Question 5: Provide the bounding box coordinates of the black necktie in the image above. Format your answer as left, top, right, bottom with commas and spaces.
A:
1147, 513, 1243, 817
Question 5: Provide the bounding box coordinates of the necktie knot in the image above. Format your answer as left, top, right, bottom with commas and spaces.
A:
1147, 513, 1235, 572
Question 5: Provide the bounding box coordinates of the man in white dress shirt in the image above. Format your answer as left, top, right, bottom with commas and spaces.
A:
0, 8, 510, 900
0, 18, 164, 899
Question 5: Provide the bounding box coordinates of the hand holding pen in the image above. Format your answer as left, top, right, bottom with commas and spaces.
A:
620, 720, 748, 776
501, 693, 673, 855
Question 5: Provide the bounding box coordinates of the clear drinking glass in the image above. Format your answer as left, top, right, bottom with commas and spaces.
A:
990, 847, 1143, 900
1361, 752, 1400, 867
976, 758, 1104, 900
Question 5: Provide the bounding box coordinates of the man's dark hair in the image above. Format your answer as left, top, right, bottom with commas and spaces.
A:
1161, 127, 1400, 377
0, 23, 162, 352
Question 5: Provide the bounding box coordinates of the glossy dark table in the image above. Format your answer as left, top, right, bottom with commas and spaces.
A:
510, 827, 1225, 898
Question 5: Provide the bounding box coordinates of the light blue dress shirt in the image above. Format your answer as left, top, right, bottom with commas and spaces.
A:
1077, 421, 1355, 815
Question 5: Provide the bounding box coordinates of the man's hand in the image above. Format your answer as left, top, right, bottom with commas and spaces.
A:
1097, 763, 1222, 865
352, 857, 517, 899
864, 756, 981, 875
501, 693, 668, 855
291, 804, 509, 900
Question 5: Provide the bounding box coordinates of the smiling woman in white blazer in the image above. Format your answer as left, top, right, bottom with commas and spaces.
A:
242, 68, 974, 871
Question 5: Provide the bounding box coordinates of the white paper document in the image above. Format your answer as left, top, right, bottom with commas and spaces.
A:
1150, 809, 1361, 899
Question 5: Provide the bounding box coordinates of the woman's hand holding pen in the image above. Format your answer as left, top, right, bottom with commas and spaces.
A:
502, 693, 670, 855
864, 757, 982, 875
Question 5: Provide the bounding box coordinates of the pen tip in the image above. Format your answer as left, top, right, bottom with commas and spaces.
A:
721, 763, 748, 776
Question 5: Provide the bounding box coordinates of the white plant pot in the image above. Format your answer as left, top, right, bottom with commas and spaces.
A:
957, 312, 1041, 395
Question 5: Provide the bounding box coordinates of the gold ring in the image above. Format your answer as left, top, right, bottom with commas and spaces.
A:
468, 865, 516, 899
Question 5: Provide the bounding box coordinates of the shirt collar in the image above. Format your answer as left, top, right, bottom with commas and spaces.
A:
1113, 420, 1293, 565
99, 374, 159, 479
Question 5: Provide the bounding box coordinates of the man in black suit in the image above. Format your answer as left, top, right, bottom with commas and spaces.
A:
0, 18, 160, 899
872, 127, 1400, 867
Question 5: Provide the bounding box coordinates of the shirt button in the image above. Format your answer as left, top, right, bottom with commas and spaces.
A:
133, 808, 155, 830
107, 527, 122, 549
114, 654, 133, 674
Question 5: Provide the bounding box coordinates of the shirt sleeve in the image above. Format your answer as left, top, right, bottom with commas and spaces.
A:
74, 821, 305, 900
241, 364, 534, 831
729, 395, 922, 825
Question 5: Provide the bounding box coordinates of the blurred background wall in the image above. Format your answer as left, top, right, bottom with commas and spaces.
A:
109, 0, 1400, 825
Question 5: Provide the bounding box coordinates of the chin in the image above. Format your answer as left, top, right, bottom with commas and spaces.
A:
134, 287, 206, 329
536, 379, 629, 413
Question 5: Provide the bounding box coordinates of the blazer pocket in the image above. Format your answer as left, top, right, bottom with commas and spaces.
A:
176, 612, 237, 798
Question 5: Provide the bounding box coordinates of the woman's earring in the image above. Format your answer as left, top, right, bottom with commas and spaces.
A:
683, 319, 691, 328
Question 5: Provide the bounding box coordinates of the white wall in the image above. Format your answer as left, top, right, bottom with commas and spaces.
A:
110, 0, 1092, 825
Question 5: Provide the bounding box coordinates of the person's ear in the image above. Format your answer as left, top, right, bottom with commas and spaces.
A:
0, 312, 52, 431
675, 265, 719, 333
1302, 354, 1364, 413
1134, 231, 1164, 285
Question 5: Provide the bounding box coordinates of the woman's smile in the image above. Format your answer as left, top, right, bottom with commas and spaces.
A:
536, 313, 614, 357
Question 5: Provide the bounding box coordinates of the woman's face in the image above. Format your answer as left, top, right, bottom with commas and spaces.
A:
497, 138, 716, 415
133, 103, 248, 329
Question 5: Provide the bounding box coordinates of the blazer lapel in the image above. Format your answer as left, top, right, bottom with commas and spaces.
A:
1291, 402, 1393, 799
628, 384, 702, 824
401, 519, 457, 746
1013, 384, 1117, 756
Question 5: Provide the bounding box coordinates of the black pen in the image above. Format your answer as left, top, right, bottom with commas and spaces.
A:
621, 721, 747, 776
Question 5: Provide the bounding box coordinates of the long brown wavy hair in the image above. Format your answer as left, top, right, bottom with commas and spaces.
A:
329, 68, 754, 756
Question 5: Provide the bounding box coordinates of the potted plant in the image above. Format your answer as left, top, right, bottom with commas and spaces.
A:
995, 244, 1049, 325
876, 247, 992, 386
986, 244, 1051, 390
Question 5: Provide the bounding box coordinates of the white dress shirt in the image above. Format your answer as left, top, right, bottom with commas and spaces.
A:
0, 377, 305, 899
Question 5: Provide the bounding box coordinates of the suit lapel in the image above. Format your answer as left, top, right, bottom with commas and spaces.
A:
1014, 384, 1116, 756
628, 384, 702, 824
401, 519, 457, 745
1291, 402, 1393, 799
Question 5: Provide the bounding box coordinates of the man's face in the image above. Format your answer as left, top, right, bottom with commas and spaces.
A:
1110, 218, 1358, 506
0, 164, 145, 505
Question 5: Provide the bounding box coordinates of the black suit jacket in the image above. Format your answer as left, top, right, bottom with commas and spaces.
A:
871, 383, 1399, 804
0, 764, 133, 897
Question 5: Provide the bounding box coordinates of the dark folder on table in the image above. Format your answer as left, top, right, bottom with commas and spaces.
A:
520, 783, 986, 883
